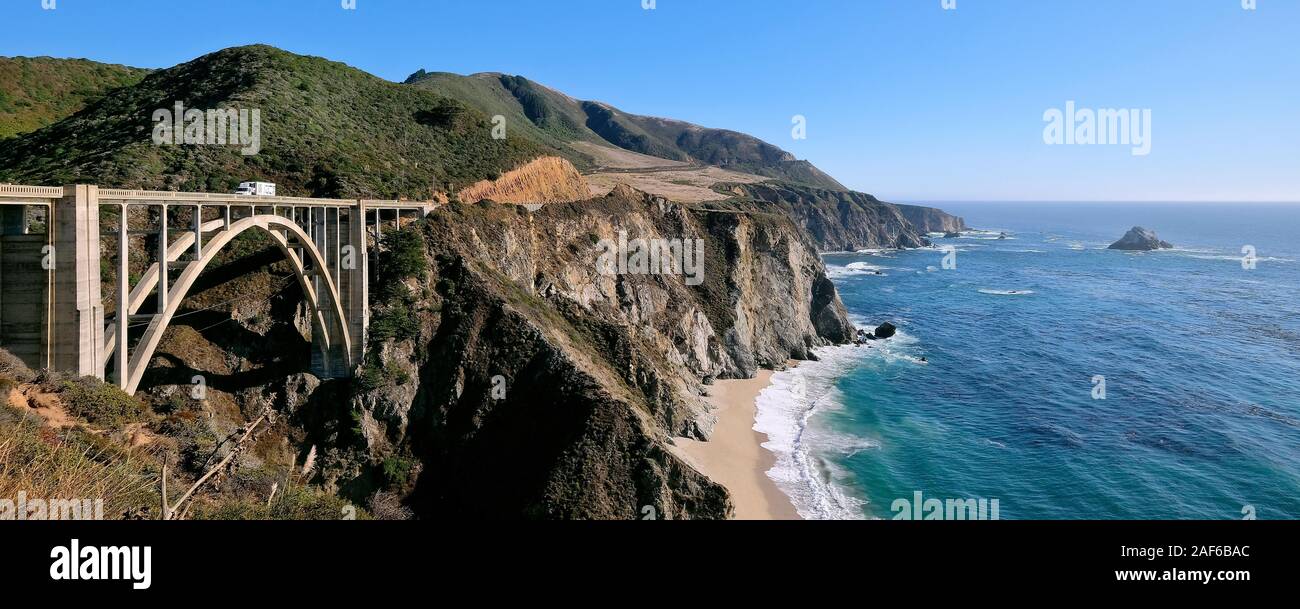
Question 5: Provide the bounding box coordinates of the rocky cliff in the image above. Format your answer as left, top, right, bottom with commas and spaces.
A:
894, 203, 967, 234
716, 181, 930, 252
331, 185, 854, 519
456, 156, 591, 204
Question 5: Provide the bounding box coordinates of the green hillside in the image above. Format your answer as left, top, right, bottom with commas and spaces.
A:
406, 71, 598, 168
0, 57, 150, 140
0, 46, 546, 198
407, 71, 847, 190
0, 46, 847, 195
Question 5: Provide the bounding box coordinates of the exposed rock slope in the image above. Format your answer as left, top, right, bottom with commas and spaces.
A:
716, 182, 930, 251
340, 186, 854, 519
895, 203, 967, 234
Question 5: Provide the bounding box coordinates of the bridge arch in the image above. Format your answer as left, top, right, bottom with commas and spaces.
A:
122, 214, 352, 394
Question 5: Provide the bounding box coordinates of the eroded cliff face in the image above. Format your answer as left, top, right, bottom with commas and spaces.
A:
894, 203, 967, 234
456, 156, 591, 205
718, 182, 930, 252
340, 185, 854, 519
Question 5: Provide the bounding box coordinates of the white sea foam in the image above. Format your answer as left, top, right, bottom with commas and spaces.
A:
979, 289, 1036, 296
755, 332, 925, 520
1184, 253, 1294, 263
755, 346, 869, 520
826, 261, 892, 278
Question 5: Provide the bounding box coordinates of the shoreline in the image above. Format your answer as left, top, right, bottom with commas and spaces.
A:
672, 369, 800, 520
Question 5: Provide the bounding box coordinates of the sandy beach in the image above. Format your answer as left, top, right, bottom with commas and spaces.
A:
672, 370, 800, 520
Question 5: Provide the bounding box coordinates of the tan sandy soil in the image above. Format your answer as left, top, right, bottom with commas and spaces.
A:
570, 141, 690, 170
671, 370, 800, 520
585, 165, 770, 203
9, 386, 74, 429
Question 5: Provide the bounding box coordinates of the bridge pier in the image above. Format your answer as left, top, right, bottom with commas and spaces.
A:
49, 185, 105, 379
344, 204, 368, 367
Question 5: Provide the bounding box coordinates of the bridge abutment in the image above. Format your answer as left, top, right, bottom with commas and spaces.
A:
0, 205, 47, 369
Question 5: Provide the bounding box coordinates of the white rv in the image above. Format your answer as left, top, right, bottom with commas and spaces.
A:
234, 181, 276, 196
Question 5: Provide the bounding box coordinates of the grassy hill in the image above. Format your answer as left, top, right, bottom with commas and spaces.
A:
407, 71, 847, 190
0, 46, 848, 196
0, 46, 547, 199
0, 57, 150, 140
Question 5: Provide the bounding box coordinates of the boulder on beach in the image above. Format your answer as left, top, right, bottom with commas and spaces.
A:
875, 322, 897, 339
1108, 226, 1173, 251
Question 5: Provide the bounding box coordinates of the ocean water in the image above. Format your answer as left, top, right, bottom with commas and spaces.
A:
757, 203, 1300, 520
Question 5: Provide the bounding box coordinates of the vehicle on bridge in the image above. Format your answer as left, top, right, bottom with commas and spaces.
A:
234, 181, 276, 196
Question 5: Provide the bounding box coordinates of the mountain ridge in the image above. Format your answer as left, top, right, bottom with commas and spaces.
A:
405, 70, 848, 191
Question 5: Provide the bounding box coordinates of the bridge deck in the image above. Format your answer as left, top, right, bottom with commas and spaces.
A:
0, 184, 438, 213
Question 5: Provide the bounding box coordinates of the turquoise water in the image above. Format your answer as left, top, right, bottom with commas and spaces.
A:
759, 203, 1300, 520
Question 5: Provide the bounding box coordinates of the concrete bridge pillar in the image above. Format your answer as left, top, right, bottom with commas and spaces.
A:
342, 203, 368, 367
48, 185, 104, 379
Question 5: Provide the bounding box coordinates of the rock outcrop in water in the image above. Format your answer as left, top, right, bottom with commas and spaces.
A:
1108, 226, 1173, 251
875, 322, 898, 339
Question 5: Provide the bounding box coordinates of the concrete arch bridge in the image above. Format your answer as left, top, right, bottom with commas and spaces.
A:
0, 184, 434, 394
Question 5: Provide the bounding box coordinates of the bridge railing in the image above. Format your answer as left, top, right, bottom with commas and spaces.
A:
0, 184, 63, 204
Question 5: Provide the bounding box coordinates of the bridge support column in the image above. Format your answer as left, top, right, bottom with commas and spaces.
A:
114, 203, 129, 387
48, 185, 104, 379
343, 203, 368, 367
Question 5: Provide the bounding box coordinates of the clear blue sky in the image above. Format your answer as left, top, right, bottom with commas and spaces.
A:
2, 0, 1296, 202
